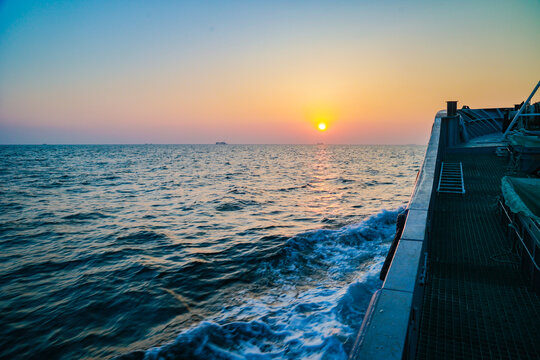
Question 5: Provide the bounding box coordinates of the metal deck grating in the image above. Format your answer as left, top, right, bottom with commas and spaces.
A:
416, 153, 540, 359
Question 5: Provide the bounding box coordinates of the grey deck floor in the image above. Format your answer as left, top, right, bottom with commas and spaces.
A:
416, 152, 540, 359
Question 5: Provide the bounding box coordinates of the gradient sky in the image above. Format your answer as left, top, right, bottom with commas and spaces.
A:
1, 0, 539, 144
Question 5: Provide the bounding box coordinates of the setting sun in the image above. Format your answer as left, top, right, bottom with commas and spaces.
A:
318, 122, 327, 131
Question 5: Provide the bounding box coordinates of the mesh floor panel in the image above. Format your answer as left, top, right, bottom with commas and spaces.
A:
416, 152, 540, 359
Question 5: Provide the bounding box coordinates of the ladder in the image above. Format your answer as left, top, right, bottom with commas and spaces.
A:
437, 162, 465, 194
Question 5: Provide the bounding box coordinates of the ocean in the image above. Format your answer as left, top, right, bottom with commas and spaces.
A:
0, 144, 424, 359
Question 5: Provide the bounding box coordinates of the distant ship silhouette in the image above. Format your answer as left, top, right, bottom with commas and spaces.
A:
216, 141, 227, 145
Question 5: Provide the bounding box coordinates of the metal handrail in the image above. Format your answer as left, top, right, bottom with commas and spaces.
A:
499, 200, 540, 271
460, 113, 501, 133
503, 80, 540, 137
461, 117, 502, 122
514, 113, 540, 117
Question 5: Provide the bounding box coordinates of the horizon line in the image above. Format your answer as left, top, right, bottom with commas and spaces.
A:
0, 142, 426, 146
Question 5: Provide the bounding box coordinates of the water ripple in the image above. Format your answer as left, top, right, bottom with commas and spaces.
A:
0, 144, 425, 359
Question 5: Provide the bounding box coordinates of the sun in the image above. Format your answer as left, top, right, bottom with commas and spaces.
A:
318, 122, 327, 131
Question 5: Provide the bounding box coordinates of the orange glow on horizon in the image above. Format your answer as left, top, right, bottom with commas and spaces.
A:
0, 1, 539, 145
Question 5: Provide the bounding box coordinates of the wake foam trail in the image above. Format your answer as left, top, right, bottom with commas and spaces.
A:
125, 207, 403, 360
261, 207, 402, 283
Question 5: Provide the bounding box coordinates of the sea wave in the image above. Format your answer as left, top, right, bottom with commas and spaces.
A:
122, 207, 402, 360
63, 211, 110, 221
216, 199, 261, 212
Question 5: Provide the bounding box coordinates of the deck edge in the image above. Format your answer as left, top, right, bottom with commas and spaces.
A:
349, 111, 444, 360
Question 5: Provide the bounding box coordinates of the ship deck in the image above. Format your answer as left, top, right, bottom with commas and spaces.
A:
416, 151, 540, 359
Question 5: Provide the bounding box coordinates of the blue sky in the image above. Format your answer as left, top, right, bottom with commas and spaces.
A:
1, 0, 539, 144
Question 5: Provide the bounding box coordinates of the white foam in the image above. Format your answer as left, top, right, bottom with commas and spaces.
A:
141, 207, 403, 359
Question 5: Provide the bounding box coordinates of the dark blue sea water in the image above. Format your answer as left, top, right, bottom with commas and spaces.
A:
0, 144, 424, 359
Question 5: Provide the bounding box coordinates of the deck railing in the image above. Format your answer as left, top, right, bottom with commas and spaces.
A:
499, 199, 540, 272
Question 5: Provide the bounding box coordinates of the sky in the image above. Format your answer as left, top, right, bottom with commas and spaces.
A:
0, 0, 539, 144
